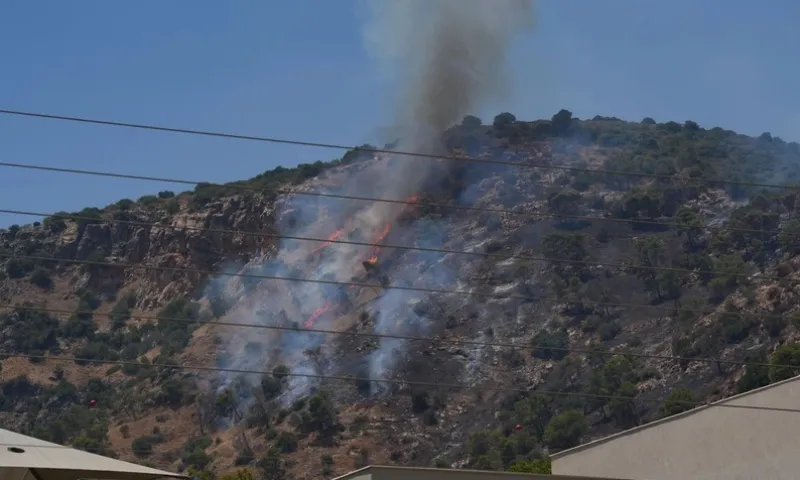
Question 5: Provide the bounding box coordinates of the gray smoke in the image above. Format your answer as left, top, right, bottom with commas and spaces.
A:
363, 0, 535, 152
360, 0, 536, 385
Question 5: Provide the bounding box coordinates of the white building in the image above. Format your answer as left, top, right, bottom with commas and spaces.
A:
551, 375, 800, 480
0, 427, 184, 480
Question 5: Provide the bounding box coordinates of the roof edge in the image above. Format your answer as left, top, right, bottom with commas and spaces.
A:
550, 373, 800, 459
331, 465, 372, 480
331, 465, 632, 480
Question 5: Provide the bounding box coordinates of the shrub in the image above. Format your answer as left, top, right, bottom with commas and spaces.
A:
493, 112, 517, 129
165, 198, 180, 214
257, 448, 287, 480
115, 199, 134, 210
132, 436, 156, 457
543, 410, 587, 450
769, 344, 800, 382
6, 307, 59, 354
137, 195, 159, 206
5, 258, 26, 279
659, 388, 697, 418
109, 293, 136, 330
298, 389, 340, 440
274, 431, 298, 453
531, 329, 569, 361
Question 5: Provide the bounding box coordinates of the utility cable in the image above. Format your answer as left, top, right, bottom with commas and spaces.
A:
0, 303, 778, 369
0, 251, 793, 334
2, 352, 798, 413
0, 239, 796, 296
1, 206, 793, 257
0, 252, 532, 301
0, 160, 737, 236
1, 108, 799, 191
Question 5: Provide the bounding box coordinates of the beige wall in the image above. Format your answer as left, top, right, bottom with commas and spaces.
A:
552, 377, 800, 480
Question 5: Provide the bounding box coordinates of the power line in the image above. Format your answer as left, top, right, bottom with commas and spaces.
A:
0, 252, 528, 301
1, 108, 798, 191
2, 353, 798, 413
1, 206, 792, 261
0, 208, 710, 278
0, 163, 792, 239
1, 251, 793, 334
0, 235, 795, 297
1, 303, 777, 369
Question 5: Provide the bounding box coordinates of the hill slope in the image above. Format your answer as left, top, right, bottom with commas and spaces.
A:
3, 111, 800, 478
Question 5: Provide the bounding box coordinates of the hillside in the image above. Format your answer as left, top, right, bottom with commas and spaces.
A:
4, 110, 800, 479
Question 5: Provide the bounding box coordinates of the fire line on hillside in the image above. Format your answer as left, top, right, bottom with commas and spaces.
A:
302, 194, 421, 328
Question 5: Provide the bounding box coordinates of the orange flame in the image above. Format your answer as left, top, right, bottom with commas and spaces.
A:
366, 256, 378, 265
407, 195, 419, 203
357, 223, 392, 261
312, 228, 346, 254
374, 223, 391, 243
305, 301, 334, 328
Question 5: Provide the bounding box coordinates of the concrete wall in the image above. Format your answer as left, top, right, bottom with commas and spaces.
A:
551, 377, 800, 480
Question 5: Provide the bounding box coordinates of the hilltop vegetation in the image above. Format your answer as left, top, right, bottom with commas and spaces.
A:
3, 111, 800, 478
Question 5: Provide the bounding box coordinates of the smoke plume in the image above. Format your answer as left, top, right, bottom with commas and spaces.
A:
360, 0, 535, 384
363, 0, 535, 153
208, 0, 535, 412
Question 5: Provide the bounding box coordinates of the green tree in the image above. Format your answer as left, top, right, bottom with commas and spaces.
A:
779, 220, 800, 255
29, 267, 53, 289
131, 436, 156, 458
620, 187, 663, 219
513, 395, 553, 440
493, 112, 517, 130
737, 355, 770, 393
709, 254, 746, 302
548, 188, 582, 217
633, 237, 668, 299
551, 109, 573, 136
605, 381, 638, 428
659, 387, 696, 418
507, 458, 551, 474
542, 232, 589, 280
186, 468, 214, 480
461, 115, 482, 128
675, 206, 703, 249
769, 344, 800, 382
300, 389, 340, 441
219, 470, 255, 480
215, 389, 236, 419
257, 448, 287, 480
583, 356, 637, 419
5, 258, 26, 279
543, 410, 587, 450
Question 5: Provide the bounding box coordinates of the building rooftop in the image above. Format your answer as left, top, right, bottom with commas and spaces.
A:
551, 373, 800, 460
332, 465, 632, 480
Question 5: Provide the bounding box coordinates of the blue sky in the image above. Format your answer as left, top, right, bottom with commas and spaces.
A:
0, 0, 797, 227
